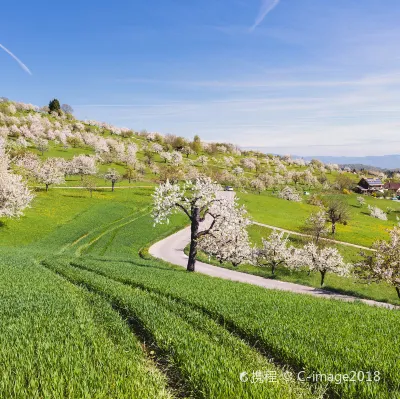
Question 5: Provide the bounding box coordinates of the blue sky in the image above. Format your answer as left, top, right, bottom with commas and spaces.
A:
1, 0, 400, 156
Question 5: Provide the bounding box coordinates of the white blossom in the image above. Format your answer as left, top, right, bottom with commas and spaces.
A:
278, 186, 302, 202
35, 158, 65, 191
368, 205, 387, 220
298, 243, 349, 286
256, 231, 295, 274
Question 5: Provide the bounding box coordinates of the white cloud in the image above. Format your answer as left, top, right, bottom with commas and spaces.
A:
250, 0, 280, 31
0, 43, 32, 75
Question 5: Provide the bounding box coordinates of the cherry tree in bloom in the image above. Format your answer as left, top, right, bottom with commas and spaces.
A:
104, 168, 121, 192
304, 210, 328, 244
35, 158, 65, 191
181, 146, 193, 158
255, 230, 294, 275
223, 156, 235, 167
0, 144, 34, 218
232, 166, 244, 176
160, 151, 172, 163
15, 153, 41, 178
152, 177, 246, 271
278, 186, 302, 202
126, 143, 138, 166
250, 178, 265, 194
198, 202, 253, 267
170, 151, 183, 166
368, 205, 387, 221
241, 158, 257, 171
7, 104, 17, 115
35, 138, 49, 156
71, 155, 97, 179
299, 243, 349, 286
197, 155, 208, 166
357, 196, 366, 207
357, 227, 400, 298
151, 143, 164, 154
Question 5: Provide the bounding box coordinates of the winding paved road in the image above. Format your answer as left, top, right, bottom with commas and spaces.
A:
149, 193, 396, 310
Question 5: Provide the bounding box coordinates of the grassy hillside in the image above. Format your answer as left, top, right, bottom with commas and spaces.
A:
1, 99, 400, 398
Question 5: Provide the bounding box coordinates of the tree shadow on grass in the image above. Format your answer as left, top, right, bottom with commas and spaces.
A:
61, 194, 88, 199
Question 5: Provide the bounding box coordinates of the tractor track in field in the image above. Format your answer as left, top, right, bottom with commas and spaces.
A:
59, 207, 151, 255
75, 209, 151, 256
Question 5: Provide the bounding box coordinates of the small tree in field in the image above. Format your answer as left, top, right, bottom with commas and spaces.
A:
368, 205, 387, 220
36, 139, 49, 156
356, 227, 400, 298
304, 210, 328, 244
124, 166, 139, 183
104, 168, 121, 192
324, 198, 350, 235
35, 159, 65, 191
255, 230, 293, 275
152, 177, 247, 271
278, 186, 301, 202
357, 196, 366, 207
300, 243, 349, 286
82, 176, 97, 198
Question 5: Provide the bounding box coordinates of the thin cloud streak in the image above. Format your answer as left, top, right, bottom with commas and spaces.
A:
116, 72, 400, 89
0, 43, 32, 75
250, 0, 280, 32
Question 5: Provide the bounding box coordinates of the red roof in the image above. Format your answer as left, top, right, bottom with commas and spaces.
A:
384, 182, 400, 190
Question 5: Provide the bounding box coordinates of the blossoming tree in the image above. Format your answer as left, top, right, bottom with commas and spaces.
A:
356, 227, 400, 298
198, 203, 252, 267
152, 177, 246, 271
35, 158, 65, 191
104, 168, 121, 192
299, 243, 349, 286
368, 205, 387, 221
255, 230, 294, 275
0, 144, 34, 218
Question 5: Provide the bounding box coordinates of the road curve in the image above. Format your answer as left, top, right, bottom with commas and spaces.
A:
149, 226, 397, 310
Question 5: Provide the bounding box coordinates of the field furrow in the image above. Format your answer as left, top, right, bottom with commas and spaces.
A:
43, 257, 316, 399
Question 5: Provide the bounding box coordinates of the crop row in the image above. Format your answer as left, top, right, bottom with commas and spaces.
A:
0, 250, 171, 398
44, 257, 315, 399
65, 254, 400, 399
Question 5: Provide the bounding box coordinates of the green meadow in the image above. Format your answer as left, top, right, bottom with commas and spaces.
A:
1, 187, 400, 398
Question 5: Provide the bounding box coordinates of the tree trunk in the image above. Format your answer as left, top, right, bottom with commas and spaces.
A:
331, 222, 336, 235
187, 208, 200, 272
112, 181, 115, 192
90, 190, 93, 198
320, 270, 326, 287
46, 184, 49, 192
396, 286, 400, 299
271, 263, 276, 275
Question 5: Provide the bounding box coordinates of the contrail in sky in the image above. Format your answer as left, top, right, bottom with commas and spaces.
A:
0, 43, 32, 75
250, 0, 281, 31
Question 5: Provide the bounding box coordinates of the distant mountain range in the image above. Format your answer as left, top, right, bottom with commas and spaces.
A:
299, 155, 400, 170
243, 148, 400, 170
